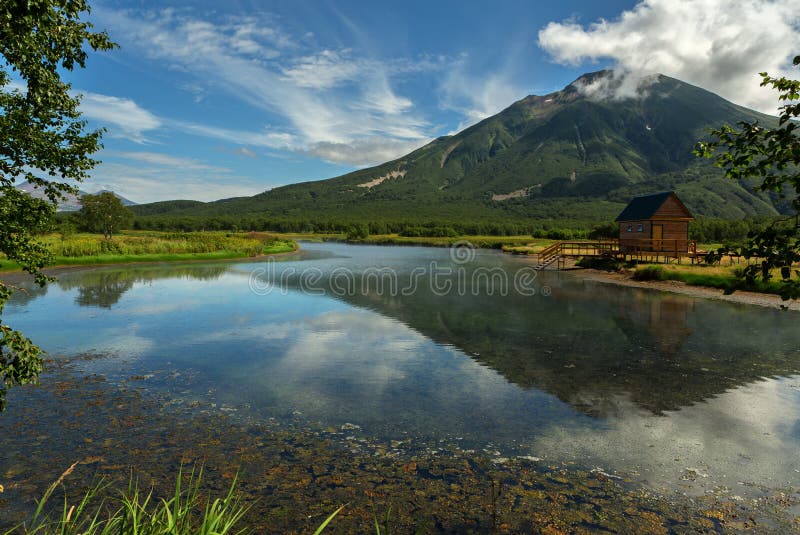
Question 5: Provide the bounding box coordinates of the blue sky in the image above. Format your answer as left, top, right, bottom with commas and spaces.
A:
60, 0, 800, 203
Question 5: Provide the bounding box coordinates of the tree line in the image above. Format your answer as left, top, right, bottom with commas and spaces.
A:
56, 209, 777, 245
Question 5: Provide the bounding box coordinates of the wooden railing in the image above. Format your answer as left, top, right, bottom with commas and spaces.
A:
532, 238, 699, 270
557, 240, 619, 256
536, 242, 564, 269
534, 240, 620, 269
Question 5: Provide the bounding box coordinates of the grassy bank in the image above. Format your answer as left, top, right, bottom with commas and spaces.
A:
0, 231, 297, 272
631, 263, 789, 295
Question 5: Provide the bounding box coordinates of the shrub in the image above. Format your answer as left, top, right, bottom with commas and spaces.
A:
632, 265, 665, 281
576, 256, 621, 271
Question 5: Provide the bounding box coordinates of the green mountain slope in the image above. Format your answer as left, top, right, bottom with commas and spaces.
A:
132, 71, 785, 225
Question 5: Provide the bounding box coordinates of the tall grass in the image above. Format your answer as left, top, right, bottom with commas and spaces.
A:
0, 232, 297, 271
4, 465, 249, 535
42, 232, 293, 258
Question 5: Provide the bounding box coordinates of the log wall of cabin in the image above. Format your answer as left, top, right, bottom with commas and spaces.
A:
619, 220, 651, 242
619, 220, 690, 251
653, 220, 689, 241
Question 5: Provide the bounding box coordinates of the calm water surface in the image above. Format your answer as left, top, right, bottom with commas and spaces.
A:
4, 242, 800, 497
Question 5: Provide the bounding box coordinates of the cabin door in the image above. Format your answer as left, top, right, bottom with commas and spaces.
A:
652, 224, 663, 251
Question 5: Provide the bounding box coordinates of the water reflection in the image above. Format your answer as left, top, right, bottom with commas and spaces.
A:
270, 252, 800, 418
3, 243, 799, 495
74, 275, 134, 308
54, 264, 231, 308
614, 294, 694, 355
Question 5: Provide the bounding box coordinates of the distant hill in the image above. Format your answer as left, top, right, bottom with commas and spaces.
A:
16, 182, 137, 212
131, 71, 787, 226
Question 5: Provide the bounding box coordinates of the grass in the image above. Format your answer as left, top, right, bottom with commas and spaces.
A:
4, 465, 250, 535
4, 464, 375, 535
0, 231, 298, 272
631, 263, 792, 295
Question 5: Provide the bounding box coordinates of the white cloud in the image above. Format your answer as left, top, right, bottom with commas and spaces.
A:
94, 7, 436, 165
110, 151, 231, 172
234, 147, 256, 158
281, 49, 363, 89
538, 0, 800, 114
173, 121, 298, 150
87, 151, 263, 202
358, 75, 414, 115
78, 91, 162, 143
440, 58, 525, 130
304, 137, 431, 167
571, 71, 661, 101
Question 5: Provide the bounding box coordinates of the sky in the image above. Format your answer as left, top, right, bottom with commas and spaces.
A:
49, 0, 800, 203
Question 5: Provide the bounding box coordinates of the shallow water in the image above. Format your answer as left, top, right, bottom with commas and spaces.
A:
3, 243, 800, 512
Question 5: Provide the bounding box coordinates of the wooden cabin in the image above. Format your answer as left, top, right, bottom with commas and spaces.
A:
616, 192, 694, 254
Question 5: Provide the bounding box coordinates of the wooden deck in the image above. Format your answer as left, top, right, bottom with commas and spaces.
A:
532, 239, 705, 270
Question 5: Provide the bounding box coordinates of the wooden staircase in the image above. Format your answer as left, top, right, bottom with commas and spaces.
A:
535, 242, 563, 270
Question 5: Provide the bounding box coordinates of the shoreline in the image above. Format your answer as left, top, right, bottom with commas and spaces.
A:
4, 237, 798, 310
0, 247, 302, 283
572, 267, 800, 311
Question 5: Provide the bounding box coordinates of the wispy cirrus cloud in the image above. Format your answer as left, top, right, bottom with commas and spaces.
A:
303, 138, 429, 167
78, 91, 162, 143
109, 151, 231, 172
172, 121, 298, 150
439, 56, 525, 132
89, 150, 263, 202
280, 49, 363, 89
233, 147, 256, 158
93, 7, 439, 166
538, 0, 800, 114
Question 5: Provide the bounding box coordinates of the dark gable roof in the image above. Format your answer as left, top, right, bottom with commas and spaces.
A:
615, 191, 691, 221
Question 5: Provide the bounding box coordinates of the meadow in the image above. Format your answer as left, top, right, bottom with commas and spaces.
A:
0, 231, 297, 271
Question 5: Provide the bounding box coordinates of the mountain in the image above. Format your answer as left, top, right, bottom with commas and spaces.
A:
131, 71, 786, 225
16, 182, 137, 212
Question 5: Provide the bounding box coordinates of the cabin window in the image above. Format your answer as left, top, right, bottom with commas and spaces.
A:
626, 224, 632, 232
637, 224, 644, 232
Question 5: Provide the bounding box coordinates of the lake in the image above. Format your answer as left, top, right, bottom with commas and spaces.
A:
2, 242, 799, 532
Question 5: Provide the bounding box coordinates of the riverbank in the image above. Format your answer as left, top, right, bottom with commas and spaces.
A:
0, 231, 298, 273
5, 231, 797, 308
575, 267, 800, 311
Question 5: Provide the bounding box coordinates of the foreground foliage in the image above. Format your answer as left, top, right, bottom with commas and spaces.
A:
0, 0, 114, 409
5, 466, 249, 535
696, 55, 800, 299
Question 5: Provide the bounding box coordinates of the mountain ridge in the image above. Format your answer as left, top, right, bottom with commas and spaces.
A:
16, 181, 137, 212
130, 71, 787, 225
